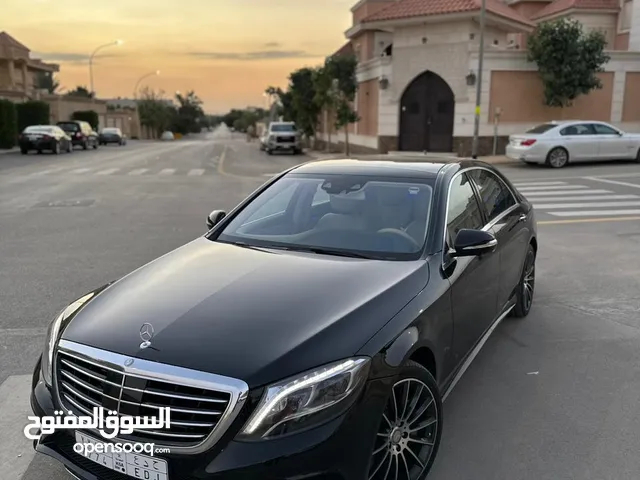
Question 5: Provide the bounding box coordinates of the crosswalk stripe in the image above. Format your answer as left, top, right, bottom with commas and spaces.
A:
70, 168, 92, 174
513, 181, 567, 187
31, 168, 66, 175
525, 189, 611, 197
128, 168, 148, 175
96, 168, 119, 175
535, 201, 640, 209
531, 194, 638, 202
549, 210, 640, 217
159, 169, 175, 175
0, 375, 38, 479
518, 185, 586, 191
188, 169, 205, 176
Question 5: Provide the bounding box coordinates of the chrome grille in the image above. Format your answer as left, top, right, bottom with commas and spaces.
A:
54, 340, 248, 453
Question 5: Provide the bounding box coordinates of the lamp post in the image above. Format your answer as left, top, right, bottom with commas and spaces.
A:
89, 39, 123, 98
133, 70, 160, 99
470, 0, 486, 159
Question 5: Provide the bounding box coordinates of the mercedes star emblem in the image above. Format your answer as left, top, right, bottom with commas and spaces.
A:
139, 323, 154, 349
124, 358, 134, 367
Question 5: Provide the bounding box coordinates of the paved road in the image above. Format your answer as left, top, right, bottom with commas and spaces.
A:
1, 137, 639, 480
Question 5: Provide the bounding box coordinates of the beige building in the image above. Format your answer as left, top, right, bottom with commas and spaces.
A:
0, 31, 141, 138
317, 0, 640, 156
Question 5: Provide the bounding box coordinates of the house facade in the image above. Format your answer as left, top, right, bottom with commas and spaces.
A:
317, 0, 640, 156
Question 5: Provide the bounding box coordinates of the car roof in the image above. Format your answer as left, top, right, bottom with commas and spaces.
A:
289, 158, 492, 179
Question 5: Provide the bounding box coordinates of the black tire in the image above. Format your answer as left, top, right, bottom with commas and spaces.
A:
511, 244, 536, 318
368, 360, 443, 480
67, 142, 72, 153
635, 148, 640, 163
82, 141, 88, 150
266, 149, 273, 155
545, 147, 569, 168
52, 142, 60, 155
20, 148, 28, 155
93, 141, 98, 150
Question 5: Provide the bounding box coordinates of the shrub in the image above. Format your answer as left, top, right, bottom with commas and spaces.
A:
16, 101, 50, 132
72, 110, 99, 130
0, 100, 18, 149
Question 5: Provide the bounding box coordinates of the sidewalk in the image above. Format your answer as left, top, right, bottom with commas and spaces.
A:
0, 147, 17, 156
304, 149, 515, 165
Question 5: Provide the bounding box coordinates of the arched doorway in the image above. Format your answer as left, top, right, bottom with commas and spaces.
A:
399, 71, 455, 152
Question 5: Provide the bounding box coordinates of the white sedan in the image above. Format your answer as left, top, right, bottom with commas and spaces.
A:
505, 120, 640, 168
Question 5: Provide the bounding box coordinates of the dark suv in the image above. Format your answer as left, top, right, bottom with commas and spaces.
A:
57, 121, 99, 150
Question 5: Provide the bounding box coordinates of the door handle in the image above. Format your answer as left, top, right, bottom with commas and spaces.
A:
518, 213, 527, 222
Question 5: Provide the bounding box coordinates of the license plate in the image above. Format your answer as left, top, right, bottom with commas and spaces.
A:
28, 135, 39, 140
74, 432, 168, 480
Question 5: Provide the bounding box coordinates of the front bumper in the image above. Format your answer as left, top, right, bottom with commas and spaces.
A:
30, 357, 391, 480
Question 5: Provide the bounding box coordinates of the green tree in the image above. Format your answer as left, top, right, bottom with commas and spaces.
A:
16, 101, 50, 131
174, 90, 205, 134
288, 67, 322, 144
35, 72, 60, 94
0, 100, 18, 149
137, 87, 176, 138
527, 18, 610, 108
318, 55, 359, 156
66, 86, 93, 98
71, 110, 99, 130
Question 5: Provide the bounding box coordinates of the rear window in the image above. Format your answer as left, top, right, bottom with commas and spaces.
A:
102, 128, 119, 134
24, 126, 53, 133
525, 124, 556, 134
58, 122, 79, 132
270, 124, 296, 132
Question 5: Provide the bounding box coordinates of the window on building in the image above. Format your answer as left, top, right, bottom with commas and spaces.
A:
621, 0, 633, 31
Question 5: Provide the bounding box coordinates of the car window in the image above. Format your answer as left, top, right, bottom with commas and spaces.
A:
467, 169, 516, 223
24, 126, 51, 133
58, 123, 79, 132
215, 174, 435, 259
591, 124, 619, 135
446, 173, 484, 245
560, 124, 595, 135
238, 182, 298, 226
270, 124, 296, 132
525, 124, 556, 134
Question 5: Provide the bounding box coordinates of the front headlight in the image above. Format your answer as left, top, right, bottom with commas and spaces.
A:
41, 292, 95, 387
239, 357, 370, 440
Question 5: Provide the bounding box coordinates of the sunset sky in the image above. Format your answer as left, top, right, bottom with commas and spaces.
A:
4, 0, 354, 113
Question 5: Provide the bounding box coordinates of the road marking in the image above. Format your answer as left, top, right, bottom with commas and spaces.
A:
538, 216, 640, 225
216, 146, 247, 179
30, 168, 65, 175
534, 201, 640, 209
158, 169, 175, 175
584, 177, 640, 189
518, 185, 587, 191
70, 168, 91, 174
188, 169, 205, 176
513, 181, 567, 187
548, 209, 640, 217
524, 189, 611, 196
0, 375, 38, 479
96, 168, 119, 175
507, 172, 640, 183
530, 194, 638, 202
128, 168, 148, 175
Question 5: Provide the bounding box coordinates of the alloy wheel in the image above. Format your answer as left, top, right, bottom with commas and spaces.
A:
548, 148, 568, 168
522, 250, 535, 312
368, 379, 439, 480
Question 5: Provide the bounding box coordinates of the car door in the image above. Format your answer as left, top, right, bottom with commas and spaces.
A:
559, 123, 599, 161
442, 172, 500, 364
468, 168, 530, 312
590, 123, 633, 160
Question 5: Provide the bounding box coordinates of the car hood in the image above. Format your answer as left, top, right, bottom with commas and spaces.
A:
62, 238, 428, 387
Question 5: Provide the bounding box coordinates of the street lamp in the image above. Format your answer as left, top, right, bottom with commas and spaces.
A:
89, 39, 123, 97
470, 0, 486, 159
133, 70, 160, 99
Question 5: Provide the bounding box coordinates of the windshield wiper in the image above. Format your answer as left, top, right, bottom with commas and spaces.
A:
270, 245, 376, 259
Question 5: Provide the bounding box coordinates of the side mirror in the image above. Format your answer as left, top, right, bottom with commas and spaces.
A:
207, 210, 226, 230
451, 229, 497, 257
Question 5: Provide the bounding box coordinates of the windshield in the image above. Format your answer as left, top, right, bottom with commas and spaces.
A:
102, 128, 119, 134
270, 124, 296, 132
525, 123, 556, 134
24, 126, 53, 133
58, 122, 79, 132
213, 173, 434, 260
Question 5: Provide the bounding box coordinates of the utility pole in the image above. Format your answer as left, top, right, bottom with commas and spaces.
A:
471, 0, 486, 159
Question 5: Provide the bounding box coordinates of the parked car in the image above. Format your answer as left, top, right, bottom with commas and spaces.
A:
505, 120, 640, 168
260, 121, 302, 154
30, 159, 537, 480
57, 120, 99, 150
99, 127, 127, 146
19, 125, 72, 155
161, 131, 175, 141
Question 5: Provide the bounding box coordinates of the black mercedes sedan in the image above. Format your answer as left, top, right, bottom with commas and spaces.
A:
19, 125, 73, 154
30, 159, 537, 480
99, 127, 127, 146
